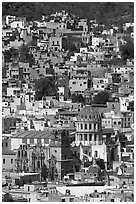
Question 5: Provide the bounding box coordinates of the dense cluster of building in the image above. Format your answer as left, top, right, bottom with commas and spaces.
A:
2, 10, 134, 202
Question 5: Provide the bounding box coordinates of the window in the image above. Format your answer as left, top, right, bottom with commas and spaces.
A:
62, 199, 65, 202
83, 82, 87, 84
69, 198, 74, 202
84, 134, 87, 141
94, 134, 97, 141
72, 81, 76, 84
80, 84, 82, 86
52, 41, 54, 45
80, 134, 82, 140
114, 121, 117, 125
28, 186, 30, 191
89, 124, 92, 129
89, 134, 92, 141
85, 124, 87, 129
11, 159, 13, 164
6, 142, 8, 147
22, 138, 27, 144
118, 121, 121, 125
94, 124, 96, 130
95, 151, 98, 157
37, 138, 41, 144
3, 159, 5, 164
81, 124, 83, 129
30, 138, 34, 144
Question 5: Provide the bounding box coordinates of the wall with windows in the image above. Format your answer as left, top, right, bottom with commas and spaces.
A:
69, 78, 89, 95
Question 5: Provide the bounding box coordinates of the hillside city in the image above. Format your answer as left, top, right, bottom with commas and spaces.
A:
2, 5, 134, 202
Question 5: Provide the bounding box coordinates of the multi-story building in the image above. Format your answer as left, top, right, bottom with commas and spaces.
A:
92, 78, 108, 91
72, 106, 107, 164
2, 137, 16, 171
49, 34, 62, 52
69, 76, 91, 95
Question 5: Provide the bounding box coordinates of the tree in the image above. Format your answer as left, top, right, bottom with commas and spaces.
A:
93, 91, 110, 104
120, 37, 134, 61
34, 77, 58, 100
2, 193, 14, 202
19, 44, 35, 66
41, 164, 48, 182
115, 132, 128, 148
71, 94, 85, 104
4, 47, 19, 63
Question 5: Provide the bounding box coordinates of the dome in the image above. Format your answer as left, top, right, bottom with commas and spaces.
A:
77, 106, 101, 120
88, 163, 101, 174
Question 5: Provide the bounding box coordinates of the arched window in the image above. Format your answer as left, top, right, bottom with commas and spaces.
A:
110, 148, 115, 161
37, 161, 40, 168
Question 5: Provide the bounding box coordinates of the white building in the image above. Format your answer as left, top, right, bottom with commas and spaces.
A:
69, 77, 89, 95
11, 20, 25, 29
93, 78, 108, 91
119, 95, 134, 112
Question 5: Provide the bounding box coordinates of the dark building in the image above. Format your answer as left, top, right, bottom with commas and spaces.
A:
49, 130, 74, 180
2, 117, 21, 133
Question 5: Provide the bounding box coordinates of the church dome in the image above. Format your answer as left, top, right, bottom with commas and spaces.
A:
77, 106, 101, 121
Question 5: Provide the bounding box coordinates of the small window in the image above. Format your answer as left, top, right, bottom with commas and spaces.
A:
89, 134, 92, 141
69, 198, 74, 202
11, 159, 13, 164
94, 124, 96, 130
81, 124, 83, 129
85, 124, 87, 129
84, 134, 87, 141
95, 151, 98, 157
80, 134, 83, 140
89, 124, 92, 129
94, 134, 97, 141
62, 199, 65, 202
6, 142, 8, 147
114, 121, 117, 125
123, 181, 126, 185
3, 158, 5, 164
30, 138, 34, 144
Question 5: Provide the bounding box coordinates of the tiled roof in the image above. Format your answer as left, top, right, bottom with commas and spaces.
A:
11, 131, 54, 139
2, 147, 16, 155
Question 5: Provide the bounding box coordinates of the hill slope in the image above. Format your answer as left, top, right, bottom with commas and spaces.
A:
2, 2, 134, 25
